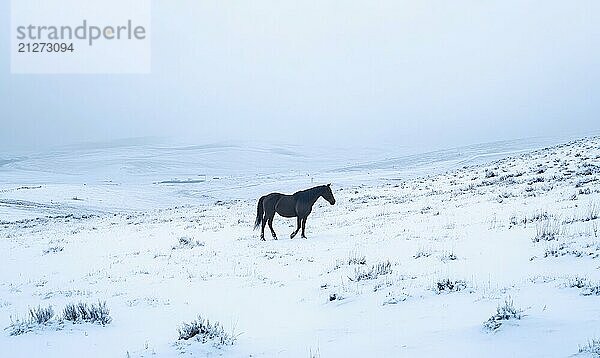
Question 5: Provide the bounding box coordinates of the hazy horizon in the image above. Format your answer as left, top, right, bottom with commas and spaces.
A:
2, 1, 599, 152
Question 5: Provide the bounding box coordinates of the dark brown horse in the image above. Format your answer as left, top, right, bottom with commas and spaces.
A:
254, 184, 336, 240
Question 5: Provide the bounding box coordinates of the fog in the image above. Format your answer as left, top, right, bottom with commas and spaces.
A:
1, 1, 599, 152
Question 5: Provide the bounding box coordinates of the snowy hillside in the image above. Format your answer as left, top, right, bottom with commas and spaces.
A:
0, 136, 566, 220
1, 136, 600, 357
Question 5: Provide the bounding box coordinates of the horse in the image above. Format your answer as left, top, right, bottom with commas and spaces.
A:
254, 184, 336, 240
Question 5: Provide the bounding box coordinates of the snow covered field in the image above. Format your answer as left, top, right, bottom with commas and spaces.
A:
2, 136, 600, 357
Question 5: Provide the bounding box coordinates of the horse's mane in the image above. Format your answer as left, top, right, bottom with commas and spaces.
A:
294, 185, 326, 195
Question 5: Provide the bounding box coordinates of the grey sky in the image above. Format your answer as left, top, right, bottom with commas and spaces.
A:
1, 1, 599, 152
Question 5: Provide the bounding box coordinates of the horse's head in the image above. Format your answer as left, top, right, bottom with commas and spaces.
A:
322, 184, 336, 205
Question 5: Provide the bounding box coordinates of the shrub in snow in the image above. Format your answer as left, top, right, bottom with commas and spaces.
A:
584, 202, 599, 222
576, 178, 597, 188
526, 211, 551, 226
543, 244, 566, 258
581, 283, 600, 296
483, 297, 522, 331
329, 293, 343, 302
6, 316, 35, 336
564, 202, 600, 224
173, 236, 204, 249
413, 248, 432, 259
352, 260, 392, 281
510, 211, 555, 228
30, 305, 54, 324
382, 291, 410, 305
533, 218, 561, 242
528, 176, 545, 185
63, 301, 112, 325
579, 188, 592, 195
578, 338, 600, 355
440, 251, 458, 261
568, 276, 590, 289
434, 279, 467, 294
87, 301, 111, 325
509, 215, 519, 228
6, 305, 54, 336
420, 206, 433, 214
43, 246, 64, 255
346, 253, 367, 266
564, 276, 600, 296
177, 315, 235, 347
62, 303, 79, 322
5, 301, 111, 336
332, 252, 367, 271
484, 169, 496, 178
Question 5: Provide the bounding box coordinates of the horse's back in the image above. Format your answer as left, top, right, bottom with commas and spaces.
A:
262, 192, 284, 208
263, 192, 283, 201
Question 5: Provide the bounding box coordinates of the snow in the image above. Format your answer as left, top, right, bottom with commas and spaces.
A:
1, 136, 600, 357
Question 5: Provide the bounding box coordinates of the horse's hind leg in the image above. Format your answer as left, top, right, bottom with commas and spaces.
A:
268, 216, 277, 239
261, 218, 267, 241
260, 208, 268, 241
301, 217, 308, 239
290, 217, 301, 239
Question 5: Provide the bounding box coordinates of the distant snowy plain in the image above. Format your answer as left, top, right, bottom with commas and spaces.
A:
1, 136, 600, 357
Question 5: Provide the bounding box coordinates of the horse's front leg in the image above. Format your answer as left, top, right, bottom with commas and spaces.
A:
290, 217, 301, 239
301, 217, 308, 239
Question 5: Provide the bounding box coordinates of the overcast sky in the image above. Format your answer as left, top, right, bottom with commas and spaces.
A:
1, 1, 599, 152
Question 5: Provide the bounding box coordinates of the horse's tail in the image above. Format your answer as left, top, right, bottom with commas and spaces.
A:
254, 196, 265, 230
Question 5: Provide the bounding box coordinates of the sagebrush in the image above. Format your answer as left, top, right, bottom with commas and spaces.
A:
483, 297, 522, 331
177, 315, 236, 347
5, 301, 111, 336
